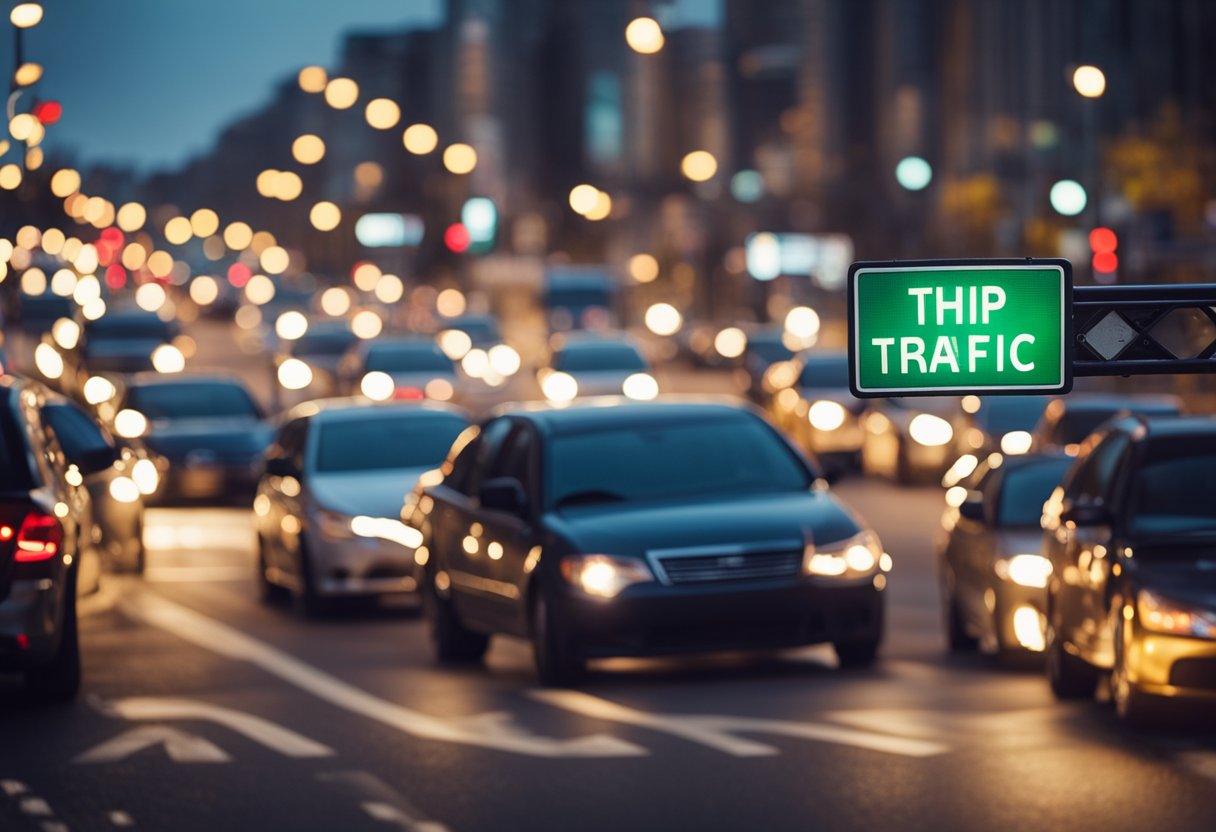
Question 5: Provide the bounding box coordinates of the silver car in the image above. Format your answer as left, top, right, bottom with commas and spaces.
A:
254, 399, 470, 616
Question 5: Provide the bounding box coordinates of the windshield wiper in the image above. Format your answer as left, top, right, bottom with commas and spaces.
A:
555, 489, 628, 508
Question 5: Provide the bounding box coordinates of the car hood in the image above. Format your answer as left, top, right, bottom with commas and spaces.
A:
546, 491, 862, 558
1128, 553, 1216, 610
143, 417, 271, 460
310, 468, 428, 518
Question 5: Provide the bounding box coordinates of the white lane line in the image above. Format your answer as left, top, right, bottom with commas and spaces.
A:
530, 690, 950, 758
120, 593, 644, 758
0, 780, 28, 796
96, 697, 333, 758
108, 811, 135, 827
319, 771, 450, 832
1176, 751, 1216, 782
74, 726, 232, 764
40, 822, 69, 832
142, 566, 252, 583
825, 707, 1075, 748
78, 581, 123, 619
20, 796, 52, 815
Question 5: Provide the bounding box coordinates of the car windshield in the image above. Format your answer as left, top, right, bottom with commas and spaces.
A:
799, 355, 849, 388
87, 317, 173, 340
291, 330, 356, 357
1128, 442, 1216, 536
554, 343, 646, 372
365, 344, 452, 373
127, 382, 260, 420
974, 396, 1049, 435
1054, 402, 1180, 445
997, 458, 1072, 527
547, 413, 811, 508
314, 413, 467, 473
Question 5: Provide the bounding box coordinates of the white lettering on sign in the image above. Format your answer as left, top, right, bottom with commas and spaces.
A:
1011, 334, 1035, 371
929, 336, 959, 373
872, 337, 895, 373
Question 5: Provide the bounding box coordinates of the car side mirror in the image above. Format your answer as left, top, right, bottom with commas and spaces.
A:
76, 445, 120, 476
479, 477, 527, 516
958, 494, 986, 523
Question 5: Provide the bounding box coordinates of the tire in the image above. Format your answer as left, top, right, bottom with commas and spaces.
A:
424, 572, 489, 663
531, 589, 583, 686
291, 539, 328, 619
26, 572, 81, 703
256, 536, 288, 605
834, 638, 881, 669
943, 581, 978, 653
1046, 619, 1098, 699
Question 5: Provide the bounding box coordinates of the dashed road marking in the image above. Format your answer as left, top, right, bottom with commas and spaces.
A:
319, 771, 450, 832
75, 726, 231, 764
142, 566, 252, 583
108, 811, 135, 827
1, 780, 29, 797
20, 796, 52, 816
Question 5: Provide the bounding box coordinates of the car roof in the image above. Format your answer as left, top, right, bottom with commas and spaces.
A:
125, 371, 251, 389
286, 397, 469, 423
1128, 414, 1216, 440
493, 397, 758, 436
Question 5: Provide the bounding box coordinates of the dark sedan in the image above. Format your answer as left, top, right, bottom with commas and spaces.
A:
75, 309, 180, 376
111, 374, 271, 502
406, 399, 889, 685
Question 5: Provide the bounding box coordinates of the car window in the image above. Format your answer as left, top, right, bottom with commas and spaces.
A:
313, 413, 468, 473
45, 403, 111, 460
1070, 433, 1128, 504
365, 344, 452, 373
798, 355, 850, 388
996, 459, 1073, 527
973, 396, 1049, 436
1127, 448, 1216, 535
273, 417, 310, 474
487, 426, 536, 499
462, 418, 514, 498
553, 343, 646, 372
127, 382, 260, 420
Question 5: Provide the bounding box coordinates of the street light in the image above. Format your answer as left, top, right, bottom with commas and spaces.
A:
10, 3, 43, 28
625, 17, 664, 54
680, 150, 717, 182
1072, 65, 1106, 98
1049, 179, 1087, 216
895, 156, 933, 191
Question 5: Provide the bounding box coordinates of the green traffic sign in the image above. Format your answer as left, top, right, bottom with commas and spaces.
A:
848, 259, 1072, 397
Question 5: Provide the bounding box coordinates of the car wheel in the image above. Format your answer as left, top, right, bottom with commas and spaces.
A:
834, 638, 880, 669
25, 571, 81, 703
1046, 619, 1098, 699
292, 538, 328, 619
531, 589, 583, 686
943, 577, 978, 652
424, 570, 489, 663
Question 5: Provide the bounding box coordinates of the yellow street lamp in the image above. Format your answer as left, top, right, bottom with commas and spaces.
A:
681, 150, 718, 182
625, 17, 664, 54
10, 3, 43, 28
1072, 65, 1106, 98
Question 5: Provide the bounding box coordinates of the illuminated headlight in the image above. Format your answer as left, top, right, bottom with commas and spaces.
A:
808, 400, 847, 432
622, 372, 659, 401
114, 409, 148, 439
995, 553, 1053, 588
313, 509, 355, 541
83, 375, 118, 405
1137, 589, 1216, 639
350, 515, 423, 549
804, 530, 885, 578
1012, 606, 1046, 651
151, 344, 186, 374
1000, 430, 1032, 455
277, 358, 313, 390
108, 476, 141, 504
908, 413, 953, 447
488, 344, 521, 377
360, 371, 394, 401
132, 458, 160, 495
560, 554, 653, 599
541, 371, 578, 403
438, 329, 473, 360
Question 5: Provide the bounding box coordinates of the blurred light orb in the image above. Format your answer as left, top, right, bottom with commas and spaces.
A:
256, 169, 279, 198
51, 318, 80, 350
244, 274, 276, 305
0, 164, 22, 190
74, 274, 102, 305
568, 184, 599, 215
324, 77, 359, 109
223, 221, 253, 250
40, 227, 65, 255
114, 409, 148, 439
81, 298, 106, 320
403, 123, 439, 155
351, 310, 383, 339
360, 371, 394, 401
1072, 65, 1106, 98
49, 269, 76, 297
584, 191, 613, 221
132, 458, 159, 495
714, 326, 747, 359
436, 288, 467, 317
488, 344, 521, 377
10, 4, 43, 29
730, 170, 765, 203
13, 61, 42, 87
298, 66, 328, 93
809, 400, 847, 432
107, 475, 139, 504
629, 253, 659, 283
21, 267, 46, 295
121, 242, 147, 271
34, 342, 63, 379
320, 286, 352, 316
15, 224, 41, 249
147, 250, 174, 278
462, 348, 489, 379
189, 275, 219, 306
74, 243, 99, 275
438, 330, 473, 360
234, 304, 261, 330
151, 344, 186, 374
292, 134, 325, 165
25, 146, 44, 171
190, 208, 220, 238
354, 161, 384, 190
785, 306, 822, 340
365, 98, 401, 130
443, 143, 477, 175
260, 245, 290, 275
135, 282, 167, 312
1050, 179, 1087, 216
50, 168, 80, 197
352, 262, 382, 292
310, 201, 342, 232
8, 114, 36, 141
164, 216, 192, 245
625, 17, 664, 54
273, 172, 303, 201
277, 358, 313, 390
116, 202, 147, 232
895, 156, 933, 191
83, 376, 117, 406
373, 273, 404, 304
644, 302, 683, 336
275, 310, 309, 341
680, 151, 718, 182
623, 372, 659, 401
542, 371, 578, 403
425, 378, 454, 401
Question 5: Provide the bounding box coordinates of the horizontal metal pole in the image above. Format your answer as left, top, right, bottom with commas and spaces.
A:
1073, 284, 1216, 304
1074, 357, 1216, 376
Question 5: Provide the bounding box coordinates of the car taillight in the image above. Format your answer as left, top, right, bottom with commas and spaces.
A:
393, 387, 425, 401
13, 511, 63, 562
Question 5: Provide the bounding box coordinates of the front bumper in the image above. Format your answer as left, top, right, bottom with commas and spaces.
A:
309, 534, 419, 598
552, 578, 885, 659
1126, 627, 1216, 703
992, 581, 1048, 654
0, 578, 64, 670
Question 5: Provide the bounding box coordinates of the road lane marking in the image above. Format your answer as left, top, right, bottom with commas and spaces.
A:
1176, 751, 1216, 782
0, 780, 28, 796
108, 811, 135, 827
95, 697, 334, 758
825, 706, 1076, 747
142, 566, 252, 583
20, 796, 53, 815
530, 690, 949, 758
40, 823, 69, 832
318, 771, 450, 832
143, 511, 254, 552
75, 726, 232, 764
120, 593, 645, 758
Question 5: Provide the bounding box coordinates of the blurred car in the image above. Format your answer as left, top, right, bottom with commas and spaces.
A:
339, 337, 459, 403
938, 452, 1073, 658
274, 320, 357, 397
43, 395, 149, 574
436, 314, 523, 387
764, 351, 863, 472
1041, 415, 1216, 725
111, 373, 271, 502
739, 326, 796, 403
255, 400, 470, 616
1030, 393, 1183, 455
405, 399, 890, 685
73, 308, 181, 376
0, 376, 109, 701
956, 394, 1051, 458
860, 396, 961, 484
543, 267, 617, 333
538, 334, 658, 403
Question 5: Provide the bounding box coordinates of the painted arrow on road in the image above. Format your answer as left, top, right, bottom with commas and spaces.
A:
75, 725, 231, 764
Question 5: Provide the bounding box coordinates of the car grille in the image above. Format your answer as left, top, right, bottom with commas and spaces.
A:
653, 545, 803, 586
1169, 658, 1216, 691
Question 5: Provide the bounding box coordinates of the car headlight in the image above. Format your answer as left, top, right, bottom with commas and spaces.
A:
313, 509, 355, 541
114, 409, 148, 439
622, 372, 659, 401
995, 553, 1053, 588
131, 458, 160, 495
1000, 431, 1032, 455
560, 554, 653, 598
808, 400, 847, 431
908, 413, 953, 446
804, 530, 885, 578
541, 371, 578, 403
1137, 589, 1216, 639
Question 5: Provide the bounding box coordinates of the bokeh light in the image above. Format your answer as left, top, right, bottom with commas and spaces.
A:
403, 123, 439, 154
625, 17, 664, 54
365, 98, 401, 130
443, 143, 477, 174
324, 77, 359, 109
292, 134, 326, 165
680, 151, 718, 182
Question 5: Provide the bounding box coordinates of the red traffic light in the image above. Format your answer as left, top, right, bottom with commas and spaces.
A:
1092, 251, 1118, 273
1089, 227, 1117, 253
32, 100, 62, 125
444, 223, 470, 253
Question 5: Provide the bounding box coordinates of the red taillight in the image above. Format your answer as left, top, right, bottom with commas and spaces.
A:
13, 512, 63, 562
393, 387, 425, 401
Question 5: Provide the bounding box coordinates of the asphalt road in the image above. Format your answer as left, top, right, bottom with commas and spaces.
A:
3, 321, 1216, 831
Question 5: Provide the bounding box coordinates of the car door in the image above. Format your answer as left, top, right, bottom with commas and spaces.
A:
948, 466, 999, 632
261, 417, 310, 585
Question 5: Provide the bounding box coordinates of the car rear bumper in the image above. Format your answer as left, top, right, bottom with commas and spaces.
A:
0, 578, 63, 669
161, 461, 261, 501
310, 536, 419, 598
553, 579, 885, 659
